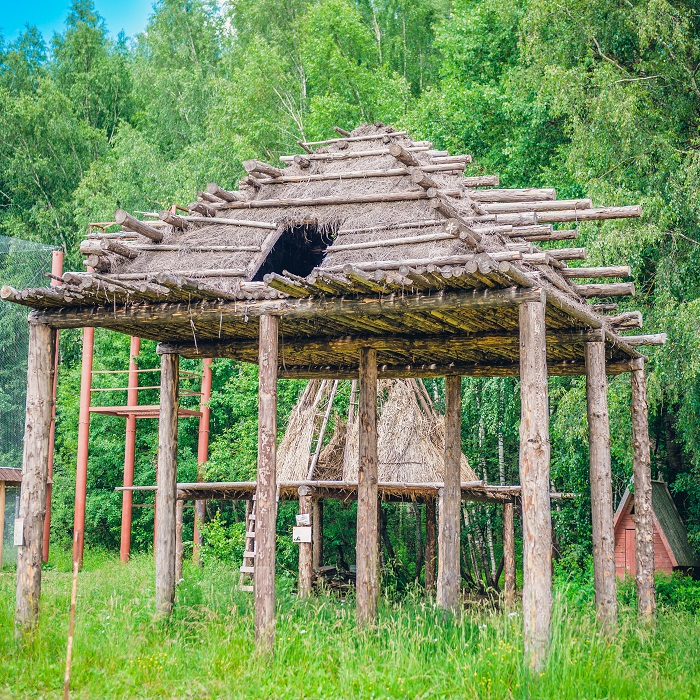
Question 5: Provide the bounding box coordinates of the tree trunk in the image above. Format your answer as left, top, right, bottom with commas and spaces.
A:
437, 375, 461, 613
298, 486, 313, 597
155, 351, 179, 617
518, 301, 552, 672
356, 348, 379, 625
585, 341, 617, 631
631, 359, 656, 620
255, 315, 278, 651
15, 322, 55, 637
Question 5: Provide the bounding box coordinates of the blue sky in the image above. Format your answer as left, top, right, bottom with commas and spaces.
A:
0, 0, 154, 43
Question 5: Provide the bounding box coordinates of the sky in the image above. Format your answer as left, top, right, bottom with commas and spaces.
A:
0, 0, 154, 43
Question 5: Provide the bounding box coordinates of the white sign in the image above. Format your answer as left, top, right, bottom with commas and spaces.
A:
292, 526, 312, 543
296, 513, 311, 527
14, 519, 24, 547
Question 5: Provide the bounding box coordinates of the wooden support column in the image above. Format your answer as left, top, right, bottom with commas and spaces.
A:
193, 357, 213, 564
298, 485, 313, 597
437, 375, 462, 613
631, 358, 655, 619
518, 301, 552, 672
155, 351, 179, 617
175, 500, 184, 583
424, 498, 437, 592
120, 336, 140, 563
585, 341, 617, 631
15, 321, 55, 636
0, 481, 5, 568
503, 501, 516, 607
356, 347, 379, 625
255, 315, 278, 651
312, 500, 323, 568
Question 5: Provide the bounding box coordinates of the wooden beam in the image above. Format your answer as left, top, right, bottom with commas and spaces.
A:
630, 359, 655, 619
562, 266, 631, 279
115, 210, 164, 243
437, 375, 462, 613
252, 163, 467, 184
14, 322, 55, 637
356, 347, 379, 626
518, 300, 552, 671
0, 481, 4, 569
575, 283, 635, 298
622, 333, 666, 346
255, 315, 278, 651
297, 485, 313, 598
312, 500, 323, 568
175, 500, 184, 583
35, 286, 545, 329
469, 188, 556, 203
280, 145, 430, 162
484, 198, 591, 214
425, 499, 437, 592
585, 341, 617, 631
503, 502, 516, 607
302, 130, 407, 146
243, 159, 283, 178
536, 205, 641, 223
155, 351, 179, 617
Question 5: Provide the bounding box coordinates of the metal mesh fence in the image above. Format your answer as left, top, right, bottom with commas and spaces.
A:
0, 236, 57, 469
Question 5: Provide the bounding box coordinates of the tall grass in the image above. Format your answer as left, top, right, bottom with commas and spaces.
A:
1, 553, 698, 699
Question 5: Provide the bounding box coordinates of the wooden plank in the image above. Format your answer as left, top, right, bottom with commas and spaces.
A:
437, 375, 462, 613
155, 352, 179, 617
518, 301, 552, 671
425, 498, 437, 592
356, 347, 379, 626
15, 322, 55, 637
585, 341, 617, 631
255, 315, 278, 651
631, 359, 655, 619
503, 502, 516, 607
298, 486, 313, 597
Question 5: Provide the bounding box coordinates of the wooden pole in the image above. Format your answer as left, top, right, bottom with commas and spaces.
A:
193, 357, 213, 564
503, 502, 516, 606
518, 301, 552, 671
120, 336, 140, 563
424, 498, 437, 592
0, 481, 5, 569
312, 500, 323, 568
15, 321, 55, 636
72, 326, 94, 567
585, 341, 618, 631
631, 358, 656, 619
255, 315, 278, 651
175, 499, 184, 582
43, 249, 63, 563
298, 486, 313, 597
437, 375, 462, 613
356, 347, 379, 625
155, 351, 179, 617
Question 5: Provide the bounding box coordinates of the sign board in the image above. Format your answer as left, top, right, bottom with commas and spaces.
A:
292, 526, 312, 543
296, 513, 311, 527
14, 519, 24, 547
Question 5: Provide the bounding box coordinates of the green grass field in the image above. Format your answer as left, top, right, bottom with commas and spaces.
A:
1, 553, 699, 699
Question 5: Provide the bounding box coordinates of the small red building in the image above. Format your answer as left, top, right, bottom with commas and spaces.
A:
614, 480, 699, 577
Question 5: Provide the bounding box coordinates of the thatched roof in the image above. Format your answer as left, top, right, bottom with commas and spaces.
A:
2, 122, 663, 377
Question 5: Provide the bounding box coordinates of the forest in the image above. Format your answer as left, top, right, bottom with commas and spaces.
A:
1, 0, 700, 587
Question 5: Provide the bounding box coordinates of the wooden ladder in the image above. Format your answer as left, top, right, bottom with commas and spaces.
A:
238, 496, 256, 592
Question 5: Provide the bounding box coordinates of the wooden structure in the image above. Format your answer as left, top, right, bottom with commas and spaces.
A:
4, 123, 664, 667
614, 480, 699, 577
0, 468, 22, 568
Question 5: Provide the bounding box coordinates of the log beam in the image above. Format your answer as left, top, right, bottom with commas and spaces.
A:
585, 341, 617, 631
437, 375, 462, 613
518, 300, 552, 671
155, 351, 179, 617
255, 315, 279, 651
115, 210, 164, 243
298, 486, 313, 597
14, 322, 55, 637
631, 358, 655, 620
356, 347, 379, 625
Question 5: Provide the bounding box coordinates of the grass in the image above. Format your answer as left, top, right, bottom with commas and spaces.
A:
1, 552, 699, 699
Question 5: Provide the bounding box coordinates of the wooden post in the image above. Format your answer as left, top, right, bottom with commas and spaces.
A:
155, 351, 179, 617
356, 347, 378, 625
73, 326, 94, 567
298, 486, 313, 597
15, 321, 55, 636
424, 498, 437, 592
193, 357, 213, 564
120, 336, 140, 563
631, 358, 655, 619
503, 501, 516, 607
437, 375, 462, 613
175, 499, 184, 583
312, 500, 323, 568
0, 481, 5, 568
518, 301, 552, 672
255, 315, 278, 651
585, 341, 617, 631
